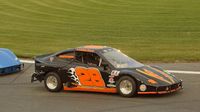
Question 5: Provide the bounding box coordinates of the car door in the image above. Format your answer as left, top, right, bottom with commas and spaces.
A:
70, 51, 111, 88
89, 58, 113, 88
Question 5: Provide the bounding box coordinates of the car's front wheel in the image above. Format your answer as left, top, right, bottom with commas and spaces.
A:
44, 72, 63, 92
117, 76, 137, 97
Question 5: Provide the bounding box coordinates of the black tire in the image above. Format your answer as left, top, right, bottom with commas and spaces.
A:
44, 72, 63, 92
117, 76, 137, 97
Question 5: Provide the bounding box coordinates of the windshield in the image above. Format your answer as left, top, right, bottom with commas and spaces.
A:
102, 49, 144, 68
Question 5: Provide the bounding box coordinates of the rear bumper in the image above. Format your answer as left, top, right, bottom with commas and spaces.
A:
0, 64, 23, 74
137, 81, 183, 95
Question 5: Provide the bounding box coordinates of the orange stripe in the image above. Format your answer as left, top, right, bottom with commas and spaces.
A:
149, 66, 175, 83
170, 86, 182, 92
158, 91, 169, 94
63, 86, 117, 93
59, 55, 74, 59
76, 49, 95, 52
138, 92, 157, 94
138, 87, 182, 95
136, 69, 172, 84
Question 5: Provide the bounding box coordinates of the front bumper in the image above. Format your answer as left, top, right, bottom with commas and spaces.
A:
137, 81, 183, 95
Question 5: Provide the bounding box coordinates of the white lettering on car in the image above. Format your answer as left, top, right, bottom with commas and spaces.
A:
107, 70, 120, 87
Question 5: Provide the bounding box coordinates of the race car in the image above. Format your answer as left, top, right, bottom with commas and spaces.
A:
0, 48, 23, 74
31, 45, 183, 97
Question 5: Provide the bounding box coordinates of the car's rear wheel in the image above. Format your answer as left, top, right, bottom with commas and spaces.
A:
117, 76, 137, 97
44, 72, 63, 92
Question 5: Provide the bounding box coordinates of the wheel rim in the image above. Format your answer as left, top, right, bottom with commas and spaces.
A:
119, 80, 133, 95
46, 76, 58, 90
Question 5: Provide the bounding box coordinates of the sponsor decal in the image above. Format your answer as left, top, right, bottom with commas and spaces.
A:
68, 68, 81, 85
68, 67, 105, 87
107, 70, 120, 87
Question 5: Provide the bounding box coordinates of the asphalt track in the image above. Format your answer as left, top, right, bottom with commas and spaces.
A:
0, 63, 200, 112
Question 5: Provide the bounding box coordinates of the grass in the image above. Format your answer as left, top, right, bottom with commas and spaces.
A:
0, 0, 200, 62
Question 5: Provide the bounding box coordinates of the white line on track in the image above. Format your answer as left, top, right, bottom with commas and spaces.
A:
167, 70, 200, 74
20, 59, 35, 64
20, 59, 200, 75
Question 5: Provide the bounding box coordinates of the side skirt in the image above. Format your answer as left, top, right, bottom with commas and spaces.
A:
63, 86, 117, 93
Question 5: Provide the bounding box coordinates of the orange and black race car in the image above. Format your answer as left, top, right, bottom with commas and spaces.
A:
31, 45, 183, 97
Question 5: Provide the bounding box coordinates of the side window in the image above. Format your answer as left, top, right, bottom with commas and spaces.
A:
75, 51, 84, 62
57, 51, 75, 60
100, 59, 111, 71
84, 52, 100, 66
75, 51, 100, 66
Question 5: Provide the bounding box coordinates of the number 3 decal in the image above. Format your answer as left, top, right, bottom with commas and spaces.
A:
75, 67, 105, 87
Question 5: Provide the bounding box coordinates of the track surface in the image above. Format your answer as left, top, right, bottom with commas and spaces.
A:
0, 63, 200, 112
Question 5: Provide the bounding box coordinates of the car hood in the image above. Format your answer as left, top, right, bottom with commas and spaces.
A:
0, 49, 21, 68
121, 66, 180, 86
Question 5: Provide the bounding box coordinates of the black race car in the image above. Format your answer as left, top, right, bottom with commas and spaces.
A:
31, 45, 183, 97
